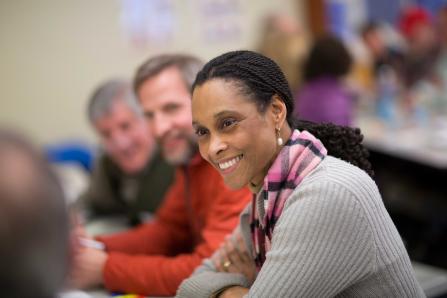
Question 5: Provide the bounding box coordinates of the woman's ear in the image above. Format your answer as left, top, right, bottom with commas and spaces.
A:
270, 95, 287, 127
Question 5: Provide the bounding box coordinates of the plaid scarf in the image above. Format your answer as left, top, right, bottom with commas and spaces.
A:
250, 129, 327, 271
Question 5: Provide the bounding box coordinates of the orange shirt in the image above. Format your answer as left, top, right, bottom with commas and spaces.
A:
97, 154, 251, 296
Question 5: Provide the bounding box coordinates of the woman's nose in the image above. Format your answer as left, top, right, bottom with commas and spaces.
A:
209, 135, 228, 157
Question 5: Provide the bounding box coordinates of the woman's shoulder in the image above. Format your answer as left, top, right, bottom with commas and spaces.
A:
286, 156, 381, 212
303, 156, 375, 187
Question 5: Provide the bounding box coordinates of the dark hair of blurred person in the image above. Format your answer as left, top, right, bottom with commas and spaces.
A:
303, 34, 352, 82
294, 34, 354, 126
0, 130, 69, 298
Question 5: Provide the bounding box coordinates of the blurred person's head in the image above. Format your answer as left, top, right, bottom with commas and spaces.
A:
134, 54, 203, 165
257, 13, 309, 91
398, 6, 438, 54
88, 79, 154, 174
361, 22, 387, 58
303, 35, 352, 82
261, 13, 302, 36
0, 130, 69, 298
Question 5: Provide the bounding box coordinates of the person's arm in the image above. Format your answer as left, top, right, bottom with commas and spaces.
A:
178, 181, 375, 298
100, 177, 252, 296
174, 238, 252, 298
95, 169, 190, 255
176, 206, 254, 298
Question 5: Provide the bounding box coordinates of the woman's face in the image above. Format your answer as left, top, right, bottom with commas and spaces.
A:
192, 79, 279, 191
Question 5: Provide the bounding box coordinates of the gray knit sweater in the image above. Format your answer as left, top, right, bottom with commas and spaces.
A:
176, 156, 425, 297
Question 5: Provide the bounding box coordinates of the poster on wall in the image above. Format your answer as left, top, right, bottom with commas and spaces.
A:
197, 0, 242, 42
120, 0, 175, 48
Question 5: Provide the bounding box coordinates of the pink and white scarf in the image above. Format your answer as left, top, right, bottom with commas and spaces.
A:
250, 129, 327, 270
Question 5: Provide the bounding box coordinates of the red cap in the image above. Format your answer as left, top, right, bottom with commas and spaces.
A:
398, 6, 432, 38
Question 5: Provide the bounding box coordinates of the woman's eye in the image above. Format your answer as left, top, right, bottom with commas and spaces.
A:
222, 119, 236, 128
195, 127, 208, 137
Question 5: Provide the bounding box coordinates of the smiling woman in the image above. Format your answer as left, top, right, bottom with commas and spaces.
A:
192, 79, 287, 192
176, 51, 424, 298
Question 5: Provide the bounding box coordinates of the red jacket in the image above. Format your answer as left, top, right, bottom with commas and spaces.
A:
96, 154, 251, 296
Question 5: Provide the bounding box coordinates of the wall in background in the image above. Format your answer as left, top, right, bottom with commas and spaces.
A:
0, 0, 304, 144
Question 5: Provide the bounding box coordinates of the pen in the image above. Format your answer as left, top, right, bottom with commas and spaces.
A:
79, 237, 105, 251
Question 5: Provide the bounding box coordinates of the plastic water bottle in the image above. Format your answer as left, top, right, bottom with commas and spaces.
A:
376, 65, 398, 128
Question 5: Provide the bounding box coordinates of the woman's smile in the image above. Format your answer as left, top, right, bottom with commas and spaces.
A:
216, 154, 243, 174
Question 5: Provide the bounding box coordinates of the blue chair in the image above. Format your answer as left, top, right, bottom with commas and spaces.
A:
45, 141, 96, 172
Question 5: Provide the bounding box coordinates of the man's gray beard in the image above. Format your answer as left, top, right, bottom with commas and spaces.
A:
163, 138, 198, 166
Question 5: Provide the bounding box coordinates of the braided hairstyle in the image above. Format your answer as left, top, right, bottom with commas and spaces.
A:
193, 50, 373, 177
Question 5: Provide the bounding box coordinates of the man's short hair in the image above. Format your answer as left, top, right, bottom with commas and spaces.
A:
133, 54, 203, 94
87, 78, 143, 124
0, 130, 69, 298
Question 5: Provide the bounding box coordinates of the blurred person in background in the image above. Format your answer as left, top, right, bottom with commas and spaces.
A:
399, 6, 442, 89
257, 13, 309, 92
361, 21, 405, 80
80, 79, 174, 226
69, 54, 251, 296
0, 130, 69, 298
294, 34, 354, 126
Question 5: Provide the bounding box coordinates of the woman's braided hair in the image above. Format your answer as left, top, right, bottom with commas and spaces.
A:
193, 50, 373, 177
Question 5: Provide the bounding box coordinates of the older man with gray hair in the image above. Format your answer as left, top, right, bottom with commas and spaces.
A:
80, 78, 174, 225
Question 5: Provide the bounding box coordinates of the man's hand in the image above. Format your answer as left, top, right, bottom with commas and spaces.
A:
212, 231, 257, 285
68, 246, 107, 289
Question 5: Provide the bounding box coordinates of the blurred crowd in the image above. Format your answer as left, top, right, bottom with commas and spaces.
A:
258, 5, 447, 129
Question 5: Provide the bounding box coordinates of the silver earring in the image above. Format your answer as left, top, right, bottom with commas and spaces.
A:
276, 128, 283, 146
